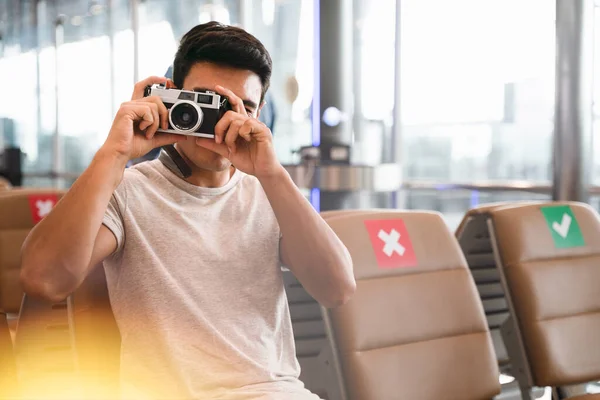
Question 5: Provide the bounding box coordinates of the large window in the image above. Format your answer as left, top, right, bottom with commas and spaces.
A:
0, 0, 241, 186
592, 4, 600, 184
0, 0, 560, 216
246, 0, 398, 166
244, 0, 313, 165
400, 0, 556, 183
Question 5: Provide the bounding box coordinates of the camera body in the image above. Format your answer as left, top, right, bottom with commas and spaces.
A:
143, 83, 231, 138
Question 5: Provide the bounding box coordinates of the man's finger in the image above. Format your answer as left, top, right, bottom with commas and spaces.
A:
214, 112, 238, 144
215, 85, 245, 114
158, 101, 169, 130
131, 76, 168, 100
238, 120, 256, 141
225, 120, 244, 153
141, 96, 169, 131
145, 103, 160, 139
135, 96, 169, 130
136, 105, 154, 131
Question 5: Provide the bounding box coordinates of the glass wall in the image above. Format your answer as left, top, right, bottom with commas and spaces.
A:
0, 0, 587, 222
244, 0, 397, 166
401, 0, 556, 184
242, 0, 311, 165
593, 2, 600, 184
398, 0, 556, 223
0, 0, 241, 187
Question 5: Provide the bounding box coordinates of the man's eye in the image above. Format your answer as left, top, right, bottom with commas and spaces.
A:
246, 109, 253, 116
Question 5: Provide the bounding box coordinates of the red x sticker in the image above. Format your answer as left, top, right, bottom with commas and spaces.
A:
364, 219, 417, 268
28, 194, 58, 224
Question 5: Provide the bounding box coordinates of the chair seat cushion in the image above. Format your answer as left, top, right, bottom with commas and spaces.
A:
568, 393, 600, 400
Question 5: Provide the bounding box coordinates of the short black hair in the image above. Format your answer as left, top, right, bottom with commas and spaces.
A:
173, 21, 272, 103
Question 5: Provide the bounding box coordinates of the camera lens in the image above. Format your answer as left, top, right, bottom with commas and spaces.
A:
170, 102, 201, 132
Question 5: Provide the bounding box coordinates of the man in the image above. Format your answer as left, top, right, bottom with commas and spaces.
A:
20, 22, 355, 399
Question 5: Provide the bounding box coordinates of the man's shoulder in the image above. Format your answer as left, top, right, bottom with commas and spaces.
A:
123, 159, 162, 182
111, 159, 166, 204
118, 160, 166, 192
235, 172, 270, 198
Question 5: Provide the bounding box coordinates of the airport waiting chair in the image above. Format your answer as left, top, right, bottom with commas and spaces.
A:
318, 210, 500, 400
455, 202, 545, 369
457, 201, 600, 399
0, 189, 65, 330
0, 189, 73, 395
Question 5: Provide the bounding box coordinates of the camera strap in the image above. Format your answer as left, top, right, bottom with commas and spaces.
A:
158, 144, 192, 179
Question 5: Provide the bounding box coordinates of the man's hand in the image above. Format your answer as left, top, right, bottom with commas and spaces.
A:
102, 76, 186, 162
194, 85, 281, 178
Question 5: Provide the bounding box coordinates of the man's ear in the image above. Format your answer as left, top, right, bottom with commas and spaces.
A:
256, 101, 266, 119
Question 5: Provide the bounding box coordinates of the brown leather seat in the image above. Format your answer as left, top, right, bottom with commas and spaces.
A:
568, 395, 600, 400
0, 189, 65, 328
323, 210, 501, 400
454, 201, 546, 371
482, 201, 600, 398
320, 209, 389, 220
0, 188, 65, 396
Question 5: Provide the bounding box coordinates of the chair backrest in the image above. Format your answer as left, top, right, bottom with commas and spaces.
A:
488, 201, 600, 387
0, 189, 64, 313
320, 209, 379, 219
324, 210, 501, 400
455, 201, 546, 370
455, 201, 545, 240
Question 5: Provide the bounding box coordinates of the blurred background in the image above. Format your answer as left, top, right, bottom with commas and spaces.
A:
0, 0, 598, 229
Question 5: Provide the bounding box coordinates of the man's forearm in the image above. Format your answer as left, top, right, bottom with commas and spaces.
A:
20, 149, 127, 301
258, 167, 355, 308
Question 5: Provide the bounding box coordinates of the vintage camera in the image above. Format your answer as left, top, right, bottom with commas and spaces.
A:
143, 83, 231, 138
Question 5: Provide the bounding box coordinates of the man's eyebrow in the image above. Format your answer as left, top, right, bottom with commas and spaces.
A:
242, 99, 258, 111
192, 87, 258, 110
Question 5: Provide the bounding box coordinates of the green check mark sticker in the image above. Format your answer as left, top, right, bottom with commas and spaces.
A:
540, 205, 585, 248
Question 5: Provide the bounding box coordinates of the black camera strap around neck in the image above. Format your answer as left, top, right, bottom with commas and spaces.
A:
158, 144, 192, 179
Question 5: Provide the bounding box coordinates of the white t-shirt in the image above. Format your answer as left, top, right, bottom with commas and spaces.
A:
102, 159, 320, 400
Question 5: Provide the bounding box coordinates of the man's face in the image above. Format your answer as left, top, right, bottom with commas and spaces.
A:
175, 62, 263, 172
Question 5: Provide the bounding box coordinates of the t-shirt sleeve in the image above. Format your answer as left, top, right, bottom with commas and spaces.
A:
102, 181, 127, 254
